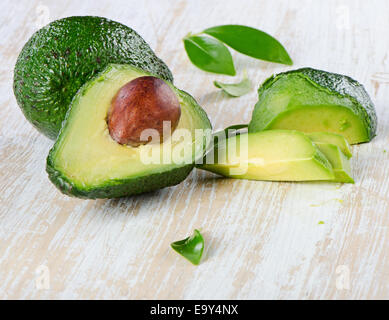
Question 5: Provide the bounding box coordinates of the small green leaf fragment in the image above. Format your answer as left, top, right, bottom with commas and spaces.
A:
171, 229, 204, 265
214, 72, 252, 97
204, 25, 293, 65
183, 35, 236, 76
318, 221, 325, 225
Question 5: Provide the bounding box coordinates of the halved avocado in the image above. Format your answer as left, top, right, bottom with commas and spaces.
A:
307, 132, 352, 158
197, 130, 335, 181
312, 143, 354, 183
248, 68, 377, 144
46, 64, 211, 199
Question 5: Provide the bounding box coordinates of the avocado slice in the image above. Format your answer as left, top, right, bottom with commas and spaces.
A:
14, 16, 173, 139
46, 64, 211, 199
307, 132, 352, 158
197, 130, 335, 181
312, 143, 354, 183
248, 68, 377, 144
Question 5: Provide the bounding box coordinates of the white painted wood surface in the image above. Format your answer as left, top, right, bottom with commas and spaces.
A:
1, 0, 388, 299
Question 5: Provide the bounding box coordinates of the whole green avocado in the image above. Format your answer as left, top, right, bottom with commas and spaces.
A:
13, 16, 173, 139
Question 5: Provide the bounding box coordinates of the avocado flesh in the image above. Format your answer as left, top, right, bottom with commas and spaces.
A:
312, 143, 354, 183
248, 68, 377, 144
14, 16, 173, 139
198, 130, 335, 181
46, 64, 211, 199
307, 132, 352, 158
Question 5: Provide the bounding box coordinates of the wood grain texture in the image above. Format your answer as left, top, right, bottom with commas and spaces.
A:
1, 0, 388, 299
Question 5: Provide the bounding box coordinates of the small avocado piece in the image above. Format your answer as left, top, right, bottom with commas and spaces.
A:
312, 143, 354, 183
248, 68, 377, 144
307, 132, 352, 158
13, 16, 173, 139
197, 130, 335, 181
46, 64, 211, 199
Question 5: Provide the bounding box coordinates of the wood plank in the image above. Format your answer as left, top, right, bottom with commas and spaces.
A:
0, 0, 388, 299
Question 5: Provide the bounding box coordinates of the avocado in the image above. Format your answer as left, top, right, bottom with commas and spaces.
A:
248, 68, 377, 144
13, 16, 173, 139
197, 130, 335, 181
312, 143, 354, 183
46, 64, 211, 199
307, 132, 352, 158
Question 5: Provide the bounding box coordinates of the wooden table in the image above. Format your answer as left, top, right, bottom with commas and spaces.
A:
1, 0, 388, 299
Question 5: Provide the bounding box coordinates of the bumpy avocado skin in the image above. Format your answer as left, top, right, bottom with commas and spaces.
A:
250, 67, 377, 142
46, 65, 211, 199
13, 16, 173, 139
46, 158, 194, 199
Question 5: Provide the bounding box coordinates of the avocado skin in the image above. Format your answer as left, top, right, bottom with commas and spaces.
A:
250, 67, 377, 142
46, 156, 194, 199
13, 16, 173, 139
46, 64, 211, 199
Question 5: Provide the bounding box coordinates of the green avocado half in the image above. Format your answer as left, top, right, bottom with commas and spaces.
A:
248, 68, 377, 144
46, 64, 212, 199
13, 16, 173, 139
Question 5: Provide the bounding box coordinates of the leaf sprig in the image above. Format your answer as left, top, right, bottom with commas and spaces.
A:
184, 25, 293, 76
183, 35, 236, 76
214, 71, 251, 97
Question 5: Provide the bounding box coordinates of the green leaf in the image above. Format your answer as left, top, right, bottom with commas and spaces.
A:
171, 229, 204, 265
183, 35, 236, 75
214, 72, 252, 97
203, 25, 293, 65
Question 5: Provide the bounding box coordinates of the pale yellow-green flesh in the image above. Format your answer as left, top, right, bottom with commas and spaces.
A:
52, 67, 209, 188
266, 105, 367, 144
201, 130, 335, 181
307, 132, 352, 158
313, 143, 354, 183
249, 74, 370, 144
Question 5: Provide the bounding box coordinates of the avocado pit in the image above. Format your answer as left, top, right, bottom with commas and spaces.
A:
108, 76, 181, 147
